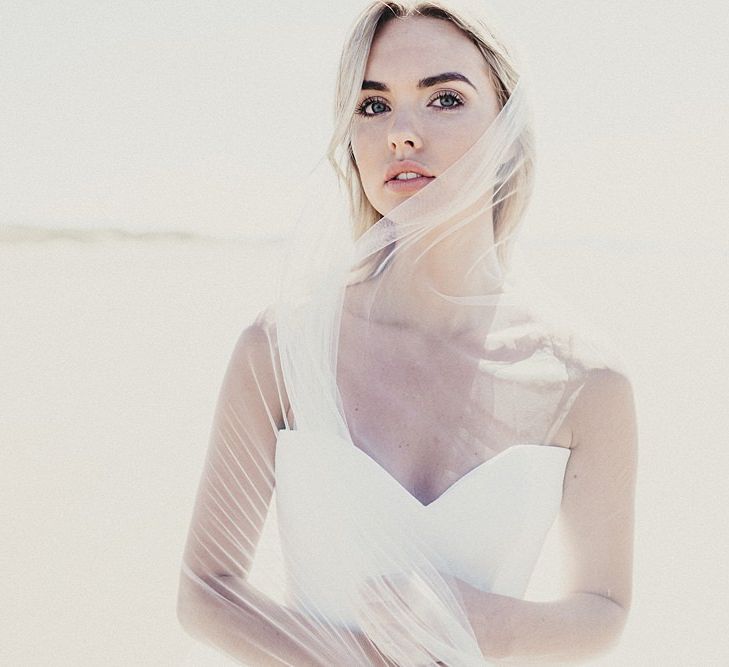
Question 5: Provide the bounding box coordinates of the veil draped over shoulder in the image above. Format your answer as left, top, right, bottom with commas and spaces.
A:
177, 55, 629, 666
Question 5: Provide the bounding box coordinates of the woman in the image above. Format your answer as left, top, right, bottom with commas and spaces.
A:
177, 2, 638, 665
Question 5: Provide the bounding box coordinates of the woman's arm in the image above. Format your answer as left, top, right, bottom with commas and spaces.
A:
178, 569, 395, 666
453, 581, 628, 663
455, 368, 638, 663
176, 311, 393, 666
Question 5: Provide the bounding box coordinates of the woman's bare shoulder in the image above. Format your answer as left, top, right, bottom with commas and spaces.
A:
227, 305, 283, 376
567, 367, 638, 455
224, 305, 290, 429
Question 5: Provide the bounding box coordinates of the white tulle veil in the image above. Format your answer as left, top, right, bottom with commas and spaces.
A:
177, 2, 628, 665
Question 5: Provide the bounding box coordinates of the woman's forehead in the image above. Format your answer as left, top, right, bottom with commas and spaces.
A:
365, 17, 488, 85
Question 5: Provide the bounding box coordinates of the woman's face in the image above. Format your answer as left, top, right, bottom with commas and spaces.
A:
351, 16, 501, 216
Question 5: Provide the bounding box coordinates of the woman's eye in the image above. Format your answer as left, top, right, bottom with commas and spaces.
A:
430, 91, 465, 110
354, 90, 465, 118
355, 97, 390, 117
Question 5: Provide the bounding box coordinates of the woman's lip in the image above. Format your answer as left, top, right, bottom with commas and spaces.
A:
385, 176, 436, 192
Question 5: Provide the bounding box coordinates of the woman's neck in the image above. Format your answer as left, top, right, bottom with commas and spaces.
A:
370, 213, 502, 337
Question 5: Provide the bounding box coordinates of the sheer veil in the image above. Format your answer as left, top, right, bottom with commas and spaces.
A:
177, 5, 630, 666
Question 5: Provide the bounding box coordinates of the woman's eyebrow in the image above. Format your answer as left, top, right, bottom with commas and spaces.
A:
361, 72, 477, 92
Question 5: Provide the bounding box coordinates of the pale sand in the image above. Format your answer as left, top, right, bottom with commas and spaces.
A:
1, 237, 726, 665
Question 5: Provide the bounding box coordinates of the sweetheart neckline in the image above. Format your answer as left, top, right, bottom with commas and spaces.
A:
344, 441, 571, 508
277, 430, 571, 509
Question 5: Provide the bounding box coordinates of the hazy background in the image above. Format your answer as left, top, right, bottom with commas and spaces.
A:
1, 1, 728, 664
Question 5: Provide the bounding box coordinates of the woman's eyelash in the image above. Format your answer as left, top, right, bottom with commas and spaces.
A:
354, 95, 389, 117
354, 90, 466, 117
429, 90, 466, 110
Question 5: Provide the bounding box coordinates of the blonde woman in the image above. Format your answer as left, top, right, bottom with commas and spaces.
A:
177, 2, 638, 665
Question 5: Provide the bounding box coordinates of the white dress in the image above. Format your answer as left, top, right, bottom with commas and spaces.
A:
274, 428, 571, 630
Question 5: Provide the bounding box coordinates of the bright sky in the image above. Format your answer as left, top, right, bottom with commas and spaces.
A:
0, 0, 727, 243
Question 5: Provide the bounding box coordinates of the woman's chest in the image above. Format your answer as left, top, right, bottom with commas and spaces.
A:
335, 325, 515, 495
329, 312, 574, 501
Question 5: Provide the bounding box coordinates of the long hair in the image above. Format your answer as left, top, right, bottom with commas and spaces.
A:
326, 0, 535, 272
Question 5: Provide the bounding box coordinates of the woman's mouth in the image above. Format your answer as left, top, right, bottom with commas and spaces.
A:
385, 173, 436, 193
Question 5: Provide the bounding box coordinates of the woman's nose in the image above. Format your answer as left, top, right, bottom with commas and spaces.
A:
387, 111, 422, 153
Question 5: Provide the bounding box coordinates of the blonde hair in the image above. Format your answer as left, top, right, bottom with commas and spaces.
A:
326, 0, 535, 272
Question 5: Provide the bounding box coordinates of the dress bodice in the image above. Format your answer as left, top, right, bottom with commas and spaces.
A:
274, 429, 571, 629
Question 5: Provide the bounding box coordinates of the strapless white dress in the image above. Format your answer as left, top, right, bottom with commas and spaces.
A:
274, 428, 571, 631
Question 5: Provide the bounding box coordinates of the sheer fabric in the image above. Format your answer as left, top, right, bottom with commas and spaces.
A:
177, 69, 632, 666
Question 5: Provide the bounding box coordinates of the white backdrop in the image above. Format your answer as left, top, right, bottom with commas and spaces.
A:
1, 1, 727, 664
